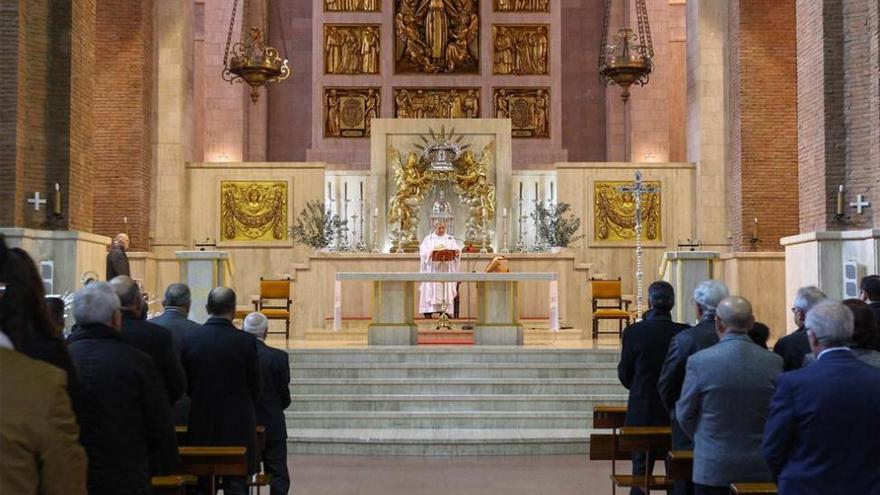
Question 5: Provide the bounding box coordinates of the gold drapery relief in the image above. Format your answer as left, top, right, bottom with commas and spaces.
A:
394, 87, 480, 118
325, 0, 380, 12
324, 24, 381, 75
494, 0, 548, 12
493, 87, 549, 138
220, 181, 288, 241
394, 0, 480, 74
594, 181, 661, 242
492, 25, 549, 75
325, 87, 381, 138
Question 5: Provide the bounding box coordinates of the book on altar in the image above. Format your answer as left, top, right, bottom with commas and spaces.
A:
430, 249, 458, 262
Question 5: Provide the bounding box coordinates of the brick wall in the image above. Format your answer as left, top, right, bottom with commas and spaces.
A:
69, 0, 96, 232
729, 0, 798, 251
93, 0, 153, 249
0, 1, 20, 226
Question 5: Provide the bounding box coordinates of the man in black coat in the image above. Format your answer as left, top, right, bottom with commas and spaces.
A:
860, 275, 880, 350
618, 281, 689, 495
105, 233, 131, 280
773, 286, 826, 371
149, 283, 201, 425
657, 279, 729, 495
110, 276, 186, 405
180, 287, 261, 495
244, 312, 291, 495
67, 282, 179, 495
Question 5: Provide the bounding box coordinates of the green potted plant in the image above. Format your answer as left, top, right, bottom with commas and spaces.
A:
530, 201, 584, 252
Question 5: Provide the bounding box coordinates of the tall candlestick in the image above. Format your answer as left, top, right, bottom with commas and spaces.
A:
502, 208, 508, 218
534, 182, 539, 200
327, 182, 332, 200
373, 207, 379, 217
359, 181, 363, 200
519, 182, 523, 200
53, 183, 61, 215
550, 182, 554, 201
836, 185, 844, 216
344, 182, 348, 200
751, 217, 759, 240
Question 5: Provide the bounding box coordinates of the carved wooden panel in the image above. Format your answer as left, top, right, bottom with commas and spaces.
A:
494, 0, 549, 12
493, 87, 549, 138
220, 181, 288, 241
394, 0, 480, 74
324, 24, 381, 75
594, 181, 662, 242
394, 87, 481, 118
324, 88, 381, 138
325, 0, 380, 12
492, 25, 549, 75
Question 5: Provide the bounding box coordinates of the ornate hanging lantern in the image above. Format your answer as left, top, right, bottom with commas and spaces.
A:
598, 0, 655, 103
221, 0, 290, 103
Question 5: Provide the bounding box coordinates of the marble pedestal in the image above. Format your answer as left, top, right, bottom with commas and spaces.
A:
176, 250, 230, 323
660, 251, 720, 324
367, 280, 419, 345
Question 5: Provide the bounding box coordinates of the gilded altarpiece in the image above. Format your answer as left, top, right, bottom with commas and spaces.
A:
493, 88, 549, 138
494, 0, 548, 12
492, 25, 549, 75
324, 0, 380, 11
324, 24, 381, 75
325, 88, 381, 138
394, 88, 481, 118
220, 182, 288, 241
593, 181, 662, 242
394, 0, 480, 74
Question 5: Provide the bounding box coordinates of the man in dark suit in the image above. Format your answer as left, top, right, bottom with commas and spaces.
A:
180, 287, 261, 495
860, 275, 880, 350
656, 279, 728, 495
763, 300, 880, 494
677, 297, 783, 495
109, 276, 186, 405
618, 281, 689, 495
773, 286, 826, 371
67, 282, 178, 494
149, 283, 201, 425
105, 233, 130, 280
244, 312, 291, 495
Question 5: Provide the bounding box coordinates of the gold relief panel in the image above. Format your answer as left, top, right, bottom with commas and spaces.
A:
493, 25, 549, 75
325, 0, 380, 12
593, 181, 662, 242
493, 87, 549, 138
325, 87, 381, 138
220, 181, 288, 241
394, 87, 480, 118
324, 24, 381, 75
394, 0, 480, 74
494, 0, 548, 12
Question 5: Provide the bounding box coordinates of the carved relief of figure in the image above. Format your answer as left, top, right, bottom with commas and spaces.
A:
533, 89, 548, 137
420, 0, 450, 61
360, 27, 380, 74
341, 30, 359, 73
493, 27, 515, 74
495, 89, 508, 118
362, 0, 379, 10
365, 89, 379, 135
396, 0, 479, 73
463, 89, 479, 118
326, 90, 341, 137
396, 89, 413, 118
326, 27, 342, 73
450, 90, 464, 118
534, 27, 549, 73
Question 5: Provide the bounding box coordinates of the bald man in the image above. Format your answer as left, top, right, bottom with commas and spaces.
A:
106, 233, 130, 280
675, 297, 783, 495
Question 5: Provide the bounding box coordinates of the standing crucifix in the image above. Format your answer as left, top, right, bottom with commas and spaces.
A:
617, 171, 658, 320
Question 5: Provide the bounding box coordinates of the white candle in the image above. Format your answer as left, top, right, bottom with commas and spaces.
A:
502, 208, 508, 218
327, 182, 332, 199
373, 207, 379, 217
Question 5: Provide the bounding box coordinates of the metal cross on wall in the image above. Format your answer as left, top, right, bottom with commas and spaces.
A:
27, 191, 47, 211
618, 171, 659, 320
850, 194, 871, 215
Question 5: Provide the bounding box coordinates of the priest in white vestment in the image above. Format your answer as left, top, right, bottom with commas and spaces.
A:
418, 222, 460, 317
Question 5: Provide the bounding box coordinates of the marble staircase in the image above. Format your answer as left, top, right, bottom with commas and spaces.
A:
285, 348, 627, 455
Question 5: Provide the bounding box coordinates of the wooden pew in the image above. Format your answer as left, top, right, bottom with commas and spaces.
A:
593, 405, 627, 429
151, 475, 194, 495
178, 446, 248, 495
666, 450, 693, 481
729, 482, 778, 494
611, 426, 673, 493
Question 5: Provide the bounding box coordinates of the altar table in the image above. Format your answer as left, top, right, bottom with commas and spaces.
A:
333, 272, 559, 345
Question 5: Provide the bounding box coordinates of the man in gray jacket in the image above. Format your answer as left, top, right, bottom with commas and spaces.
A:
676, 296, 782, 495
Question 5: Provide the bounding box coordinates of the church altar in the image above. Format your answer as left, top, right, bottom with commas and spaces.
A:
334, 271, 559, 345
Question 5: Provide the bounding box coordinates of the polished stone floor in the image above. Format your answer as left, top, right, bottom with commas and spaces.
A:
287, 455, 634, 494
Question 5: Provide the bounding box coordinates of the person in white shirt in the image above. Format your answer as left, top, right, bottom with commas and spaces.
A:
418, 222, 460, 318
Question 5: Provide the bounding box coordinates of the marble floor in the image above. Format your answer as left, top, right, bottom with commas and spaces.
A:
286, 455, 637, 495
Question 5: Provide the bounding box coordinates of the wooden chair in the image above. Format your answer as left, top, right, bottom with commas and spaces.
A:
666, 450, 693, 482
254, 278, 292, 339
151, 475, 194, 495
178, 446, 248, 495
591, 278, 631, 339
729, 482, 778, 494
612, 426, 673, 493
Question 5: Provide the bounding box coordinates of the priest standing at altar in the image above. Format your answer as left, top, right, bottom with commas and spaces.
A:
419, 222, 460, 318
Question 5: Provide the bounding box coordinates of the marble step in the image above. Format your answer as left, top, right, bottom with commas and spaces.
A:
291, 363, 620, 379
288, 393, 627, 412
288, 348, 621, 365
285, 411, 596, 429
286, 427, 595, 455
290, 378, 626, 395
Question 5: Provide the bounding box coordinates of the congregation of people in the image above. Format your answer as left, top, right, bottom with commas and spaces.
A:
618, 278, 880, 495
0, 234, 291, 495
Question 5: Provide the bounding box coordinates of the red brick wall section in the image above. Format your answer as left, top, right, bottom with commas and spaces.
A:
729, 0, 799, 251
0, 1, 21, 226
68, 0, 96, 232
93, 0, 153, 249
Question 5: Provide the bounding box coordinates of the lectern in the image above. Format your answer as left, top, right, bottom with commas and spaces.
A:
660, 251, 720, 324
176, 251, 230, 323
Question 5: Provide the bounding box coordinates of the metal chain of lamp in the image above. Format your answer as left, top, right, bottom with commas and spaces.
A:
598, 0, 655, 103
221, 0, 290, 103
